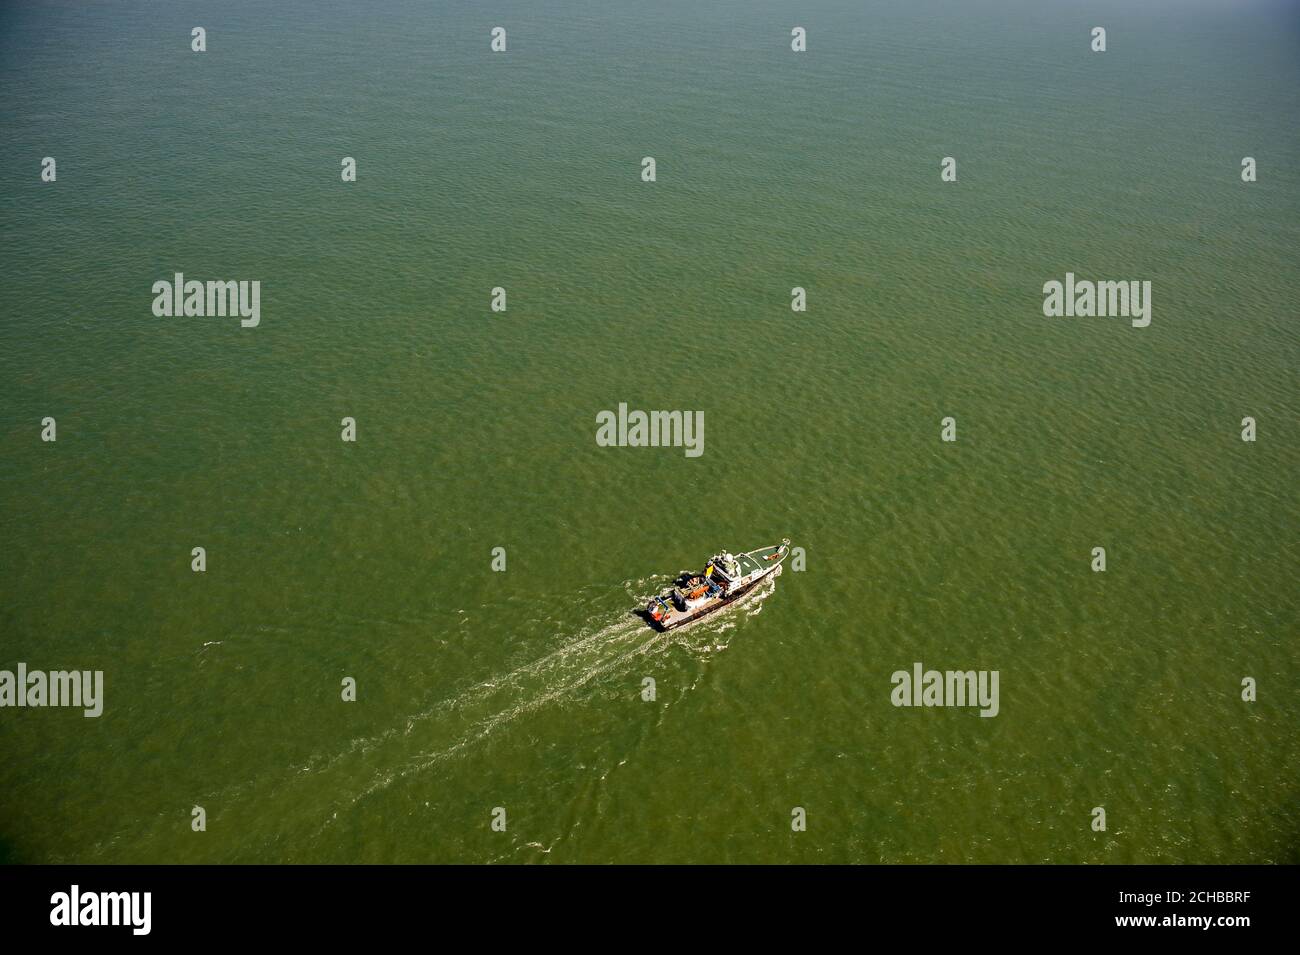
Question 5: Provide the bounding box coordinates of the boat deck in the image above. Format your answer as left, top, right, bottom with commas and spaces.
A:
742, 544, 785, 568
655, 593, 726, 629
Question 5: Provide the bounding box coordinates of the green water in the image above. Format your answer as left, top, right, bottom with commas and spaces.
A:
1, 0, 1297, 863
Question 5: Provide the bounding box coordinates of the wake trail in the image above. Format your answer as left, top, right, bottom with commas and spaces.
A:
314, 576, 782, 836
80, 574, 781, 858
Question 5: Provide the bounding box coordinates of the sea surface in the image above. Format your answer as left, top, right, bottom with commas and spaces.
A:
0, 0, 1297, 863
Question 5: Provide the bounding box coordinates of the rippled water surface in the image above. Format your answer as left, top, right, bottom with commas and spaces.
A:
0, 0, 1296, 863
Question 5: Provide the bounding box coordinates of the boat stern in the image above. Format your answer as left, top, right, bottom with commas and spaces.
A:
646, 595, 670, 626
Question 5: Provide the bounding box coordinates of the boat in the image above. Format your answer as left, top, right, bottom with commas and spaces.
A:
644, 539, 791, 631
